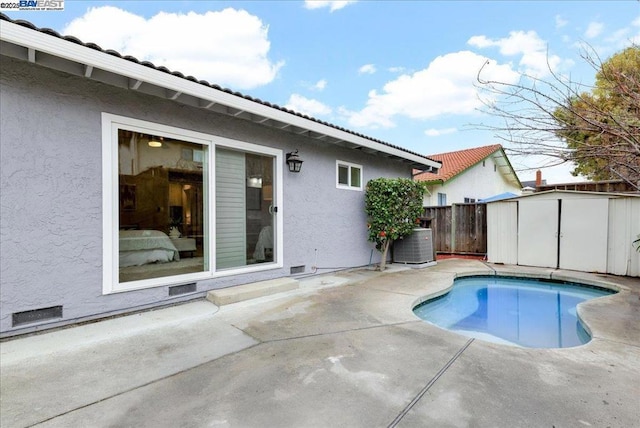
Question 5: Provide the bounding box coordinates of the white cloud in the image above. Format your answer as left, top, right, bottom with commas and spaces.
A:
63, 6, 284, 90
468, 30, 561, 77
627, 16, 640, 45
606, 28, 630, 44
585, 21, 604, 39
313, 79, 327, 90
628, 16, 640, 44
341, 51, 519, 129
596, 17, 639, 51
285, 94, 332, 117
555, 15, 568, 29
304, 0, 357, 12
388, 66, 406, 73
467, 35, 493, 49
358, 64, 376, 74
424, 128, 457, 137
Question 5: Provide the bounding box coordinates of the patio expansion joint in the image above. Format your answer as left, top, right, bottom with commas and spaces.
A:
229, 322, 263, 343
481, 261, 498, 273
594, 336, 640, 350
387, 338, 475, 428
257, 320, 425, 344
22, 341, 265, 427
363, 286, 437, 298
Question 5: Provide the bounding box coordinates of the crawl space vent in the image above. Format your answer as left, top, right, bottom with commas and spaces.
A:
290, 265, 305, 274
13, 306, 63, 327
169, 283, 197, 296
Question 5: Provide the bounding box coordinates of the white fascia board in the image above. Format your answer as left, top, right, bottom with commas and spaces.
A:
492, 150, 521, 186
1, 21, 440, 170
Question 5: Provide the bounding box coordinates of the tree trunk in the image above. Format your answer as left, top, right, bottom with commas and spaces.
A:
379, 240, 392, 271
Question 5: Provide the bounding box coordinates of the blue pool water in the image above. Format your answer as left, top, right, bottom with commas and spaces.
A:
413, 276, 615, 348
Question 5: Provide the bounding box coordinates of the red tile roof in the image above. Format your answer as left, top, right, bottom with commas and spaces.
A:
414, 144, 503, 183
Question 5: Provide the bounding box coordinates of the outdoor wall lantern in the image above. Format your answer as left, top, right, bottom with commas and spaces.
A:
286, 150, 303, 173
148, 135, 163, 148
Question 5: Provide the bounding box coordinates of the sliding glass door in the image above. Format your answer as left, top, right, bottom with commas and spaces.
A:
104, 114, 281, 293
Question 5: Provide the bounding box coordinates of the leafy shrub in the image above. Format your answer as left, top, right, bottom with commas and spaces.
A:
365, 178, 426, 270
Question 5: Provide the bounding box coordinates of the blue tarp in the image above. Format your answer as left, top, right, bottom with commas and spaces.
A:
480, 192, 518, 202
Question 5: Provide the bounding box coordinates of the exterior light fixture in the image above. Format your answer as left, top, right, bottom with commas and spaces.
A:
286, 150, 303, 173
148, 136, 163, 148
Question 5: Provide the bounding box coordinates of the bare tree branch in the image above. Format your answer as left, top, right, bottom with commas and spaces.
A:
473, 44, 640, 189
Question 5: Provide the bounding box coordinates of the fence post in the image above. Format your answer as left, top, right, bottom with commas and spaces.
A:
451, 204, 457, 253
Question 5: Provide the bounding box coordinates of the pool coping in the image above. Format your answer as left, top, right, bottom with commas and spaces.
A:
411, 267, 625, 307
408, 262, 635, 349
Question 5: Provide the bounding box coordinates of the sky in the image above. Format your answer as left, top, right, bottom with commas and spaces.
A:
3, 0, 639, 184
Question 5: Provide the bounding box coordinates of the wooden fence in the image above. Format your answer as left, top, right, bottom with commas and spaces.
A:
421, 203, 487, 255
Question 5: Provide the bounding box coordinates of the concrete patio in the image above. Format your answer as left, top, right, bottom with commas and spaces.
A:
1, 259, 639, 427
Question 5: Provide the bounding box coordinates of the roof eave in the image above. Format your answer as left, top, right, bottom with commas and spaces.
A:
493, 147, 523, 188
0, 18, 440, 170
436, 147, 521, 187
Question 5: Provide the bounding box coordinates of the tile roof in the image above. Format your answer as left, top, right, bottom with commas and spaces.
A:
0, 13, 439, 168
414, 144, 503, 183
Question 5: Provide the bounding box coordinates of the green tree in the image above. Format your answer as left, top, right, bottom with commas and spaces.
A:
364, 178, 426, 271
555, 46, 640, 181
476, 44, 640, 188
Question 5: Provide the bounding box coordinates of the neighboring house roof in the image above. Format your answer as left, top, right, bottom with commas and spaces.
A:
0, 14, 441, 171
536, 179, 638, 193
486, 189, 640, 201
479, 192, 518, 202
521, 179, 547, 188
414, 144, 521, 187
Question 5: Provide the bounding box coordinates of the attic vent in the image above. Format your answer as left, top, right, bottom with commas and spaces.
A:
169, 283, 197, 296
13, 306, 63, 327
290, 265, 305, 274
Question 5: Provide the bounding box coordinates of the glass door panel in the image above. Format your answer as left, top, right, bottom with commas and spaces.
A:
246, 153, 275, 264
117, 130, 207, 283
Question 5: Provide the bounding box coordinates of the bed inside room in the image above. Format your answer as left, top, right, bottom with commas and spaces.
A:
116, 129, 276, 284
117, 130, 207, 283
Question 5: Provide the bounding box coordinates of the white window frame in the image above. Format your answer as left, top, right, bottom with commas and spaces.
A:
336, 160, 363, 191
102, 113, 283, 294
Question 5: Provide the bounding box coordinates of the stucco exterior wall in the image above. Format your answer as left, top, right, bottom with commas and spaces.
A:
0, 57, 408, 335
423, 155, 521, 206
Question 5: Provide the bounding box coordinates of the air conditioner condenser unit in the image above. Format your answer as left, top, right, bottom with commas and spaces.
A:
393, 228, 434, 264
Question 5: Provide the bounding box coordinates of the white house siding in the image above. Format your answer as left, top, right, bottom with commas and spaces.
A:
423, 154, 520, 206
0, 56, 411, 336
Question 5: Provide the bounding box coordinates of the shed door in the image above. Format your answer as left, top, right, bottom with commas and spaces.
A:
518, 199, 559, 268
559, 198, 608, 272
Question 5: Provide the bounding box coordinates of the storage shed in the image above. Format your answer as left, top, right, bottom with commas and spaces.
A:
487, 191, 640, 277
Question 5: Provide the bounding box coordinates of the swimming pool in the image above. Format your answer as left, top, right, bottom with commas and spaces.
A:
413, 276, 615, 348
